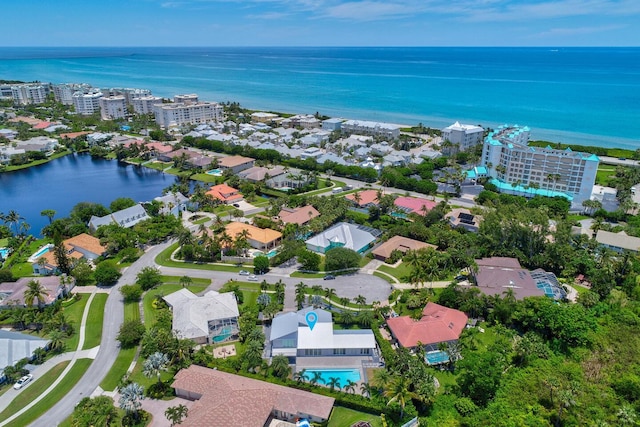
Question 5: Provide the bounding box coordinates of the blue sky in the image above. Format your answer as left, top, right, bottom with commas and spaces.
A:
3, 0, 639, 46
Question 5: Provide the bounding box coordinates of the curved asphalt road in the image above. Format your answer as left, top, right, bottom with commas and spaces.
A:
33, 242, 172, 427
32, 242, 390, 426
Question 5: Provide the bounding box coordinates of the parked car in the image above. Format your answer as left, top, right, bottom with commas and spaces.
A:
248, 274, 258, 281
239, 270, 250, 276
232, 203, 240, 207
14, 374, 33, 390
323, 274, 336, 280
454, 274, 468, 282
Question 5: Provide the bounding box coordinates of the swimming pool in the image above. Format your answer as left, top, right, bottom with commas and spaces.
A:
206, 168, 223, 176
304, 368, 361, 386
425, 350, 450, 365
0, 248, 9, 259
28, 244, 53, 262
212, 327, 233, 343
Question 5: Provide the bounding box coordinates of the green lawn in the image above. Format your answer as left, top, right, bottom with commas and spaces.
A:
328, 406, 382, 427
124, 301, 140, 322
373, 271, 395, 284
190, 173, 222, 183
82, 293, 108, 350
2, 358, 93, 427
0, 238, 8, 247
0, 357, 93, 425
290, 271, 325, 278
128, 358, 176, 390
191, 216, 211, 225
377, 262, 413, 282
155, 243, 250, 272
62, 295, 90, 351
596, 166, 617, 186
99, 346, 137, 391
143, 283, 208, 327
160, 275, 211, 286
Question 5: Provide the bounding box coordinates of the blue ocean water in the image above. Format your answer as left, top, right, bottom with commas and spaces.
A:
0, 47, 638, 149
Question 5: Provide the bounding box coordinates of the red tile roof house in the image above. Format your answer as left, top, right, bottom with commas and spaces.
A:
172, 365, 335, 427
393, 196, 437, 216
206, 183, 243, 204
278, 205, 320, 226
0, 276, 75, 308
345, 189, 380, 208
386, 302, 468, 352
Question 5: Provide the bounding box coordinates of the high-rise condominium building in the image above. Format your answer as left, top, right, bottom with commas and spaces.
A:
11, 84, 48, 105
153, 102, 223, 128
441, 121, 484, 155
72, 90, 103, 115
99, 95, 127, 120
481, 124, 599, 206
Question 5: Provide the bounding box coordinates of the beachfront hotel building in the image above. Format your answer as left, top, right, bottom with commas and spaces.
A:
441, 121, 484, 155
153, 101, 223, 128
174, 94, 198, 104
480, 124, 599, 206
342, 119, 401, 139
99, 95, 127, 120
10, 84, 48, 105
72, 90, 103, 115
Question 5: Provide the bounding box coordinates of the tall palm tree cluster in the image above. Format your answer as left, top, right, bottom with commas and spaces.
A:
0, 209, 29, 238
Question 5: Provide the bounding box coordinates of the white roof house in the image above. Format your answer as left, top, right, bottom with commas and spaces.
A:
163, 289, 239, 343
270, 307, 376, 361
305, 222, 379, 254
89, 203, 150, 232
0, 330, 50, 370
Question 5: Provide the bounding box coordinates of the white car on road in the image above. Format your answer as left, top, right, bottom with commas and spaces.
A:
14, 374, 33, 390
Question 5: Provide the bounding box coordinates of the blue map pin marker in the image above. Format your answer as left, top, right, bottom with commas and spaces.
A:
305, 311, 318, 331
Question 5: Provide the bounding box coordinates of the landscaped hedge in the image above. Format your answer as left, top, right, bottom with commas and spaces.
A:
371, 319, 397, 369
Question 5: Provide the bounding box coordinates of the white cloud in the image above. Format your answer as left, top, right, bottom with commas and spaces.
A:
533, 24, 625, 38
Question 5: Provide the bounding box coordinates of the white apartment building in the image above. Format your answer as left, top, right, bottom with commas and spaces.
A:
481, 124, 599, 206
342, 119, 401, 139
72, 90, 103, 115
11, 84, 48, 105
102, 88, 152, 104
99, 95, 127, 120
52, 83, 92, 105
132, 96, 163, 114
174, 94, 198, 104
441, 121, 484, 155
153, 102, 223, 128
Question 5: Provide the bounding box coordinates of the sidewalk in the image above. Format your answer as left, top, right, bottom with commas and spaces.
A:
0, 288, 99, 426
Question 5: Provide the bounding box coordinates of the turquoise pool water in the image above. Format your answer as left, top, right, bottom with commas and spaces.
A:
212, 327, 232, 343
206, 168, 223, 176
31, 245, 51, 259
305, 368, 361, 386
0, 248, 9, 259
425, 350, 449, 365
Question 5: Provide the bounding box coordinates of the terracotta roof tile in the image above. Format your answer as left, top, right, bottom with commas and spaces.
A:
172, 366, 335, 426
371, 236, 434, 260
387, 302, 468, 348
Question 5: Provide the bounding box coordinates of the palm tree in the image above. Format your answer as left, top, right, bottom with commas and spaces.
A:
4, 210, 24, 235
324, 287, 337, 305
384, 376, 418, 420
270, 354, 291, 380
119, 382, 145, 420
344, 379, 357, 394
357, 310, 374, 328
339, 296, 350, 307
355, 294, 367, 307
25, 279, 49, 309
143, 352, 169, 385
294, 368, 309, 383
327, 376, 341, 392
165, 404, 188, 427
310, 371, 324, 386
179, 275, 192, 288
48, 329, 66, 352
340, 309, 355, 325
40, 209, 56, 224
352, 191, 362, 207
